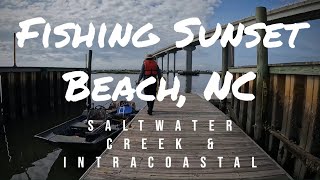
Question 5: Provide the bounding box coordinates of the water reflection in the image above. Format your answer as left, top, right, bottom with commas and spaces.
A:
0, 101, 87, 180
11, 149, 61, 180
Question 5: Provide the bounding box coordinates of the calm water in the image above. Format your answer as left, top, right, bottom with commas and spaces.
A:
0, 73, 212, 180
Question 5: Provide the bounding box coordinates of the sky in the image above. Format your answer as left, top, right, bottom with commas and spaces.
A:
0, 0, 319, 70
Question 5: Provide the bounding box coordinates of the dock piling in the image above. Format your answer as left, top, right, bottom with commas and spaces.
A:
87, 50, 92, 109
173, 52, 176, 79
254, 6, 269, 142
220, 42, 233, 112
167, 52, 169, 83
184, 46, 196, 93
13, 33, 17, 67
161, 56, 164, 73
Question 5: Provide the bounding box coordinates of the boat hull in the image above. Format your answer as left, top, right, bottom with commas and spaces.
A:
34, 115, 126, 152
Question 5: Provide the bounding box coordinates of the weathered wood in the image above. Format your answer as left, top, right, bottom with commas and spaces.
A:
239, 80, 248, 129
173, 52, 176, 78
49, 71, 55, 110
228, 43, 234, 68
294, 76, 319, 179
227, 104, 241, 128
270, 130, 320, 174
220, 43, 230, 112
184, 46, 195, 93
0, 74, 2, 124
20, 72, 28, 117
30, 72, 37, 113
246, 79, 256, 136
13, 33, 17, 67
0, 70, 86, 119
87, 50, 92, 109
231, 74, 235, 109
39, 70, 49, 111
229, 67, 257, 74
287, 75, 305, 175
8, 73, 16, 119
233, 73, 241, 120
161, 56, 164, 72
221, 47, 228, 112
167, 53, 170, 80
228, 63, 320, 76
82, 94, 291, 180
56, 71, 62, 105
254, 6, 269, 142
270, 64, 320, 76
62, 71, 68, 103
268, 75, 285, 156
277, 75, 295, 165
0, 67, 84, 73
62, 71, 70, 112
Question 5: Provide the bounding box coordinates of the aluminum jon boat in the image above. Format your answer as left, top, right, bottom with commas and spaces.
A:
34, 101, 138, 152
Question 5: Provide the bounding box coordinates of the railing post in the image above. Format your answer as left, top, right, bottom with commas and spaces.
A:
85, 54, 88, 69
173, 52, 176, 79
183, 46, 196, 93
221, 42, 234, 113
0, 75, 2, 125
87, 50, 92, 110
228, 43, 234, 68
167, 52, 170, 81
161, 56, 164, 73
13, 33, 17, 67
221, 43, 229, 112
254, 6, 269, 142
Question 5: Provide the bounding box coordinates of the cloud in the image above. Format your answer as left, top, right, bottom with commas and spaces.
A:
2, 0, 316, 71
0, 0, 221, 69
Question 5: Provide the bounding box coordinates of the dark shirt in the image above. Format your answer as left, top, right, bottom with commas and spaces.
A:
138, 61, 162, 82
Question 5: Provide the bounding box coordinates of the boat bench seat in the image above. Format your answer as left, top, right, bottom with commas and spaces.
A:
50, 135, 86, 143
70, 120, 105, 130
70, 122, 88, 129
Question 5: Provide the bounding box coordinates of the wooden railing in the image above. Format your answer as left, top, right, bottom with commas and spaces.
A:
228, 62, 320, 179
148, 1, 320, 178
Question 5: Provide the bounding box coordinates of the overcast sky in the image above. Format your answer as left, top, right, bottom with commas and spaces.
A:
0, 0, 319, 70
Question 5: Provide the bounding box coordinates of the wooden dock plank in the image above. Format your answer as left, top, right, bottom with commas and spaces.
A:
81, 93, 292, 180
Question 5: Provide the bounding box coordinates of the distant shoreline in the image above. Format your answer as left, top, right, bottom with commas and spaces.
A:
92, 70, 214, 74
92, 70, 140, 74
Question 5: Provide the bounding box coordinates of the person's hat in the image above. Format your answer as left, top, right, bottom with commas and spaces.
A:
145, 54, 154, 59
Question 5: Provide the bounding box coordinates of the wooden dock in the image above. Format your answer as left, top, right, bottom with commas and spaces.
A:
81, 93, 292, 180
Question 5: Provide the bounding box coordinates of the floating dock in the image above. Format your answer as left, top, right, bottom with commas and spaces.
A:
81, 93, 291, 179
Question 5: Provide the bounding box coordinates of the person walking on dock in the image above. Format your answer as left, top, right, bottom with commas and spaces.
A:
136, 54, 162, 115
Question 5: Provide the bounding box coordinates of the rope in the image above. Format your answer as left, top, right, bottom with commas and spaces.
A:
3, 124, 12, 162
